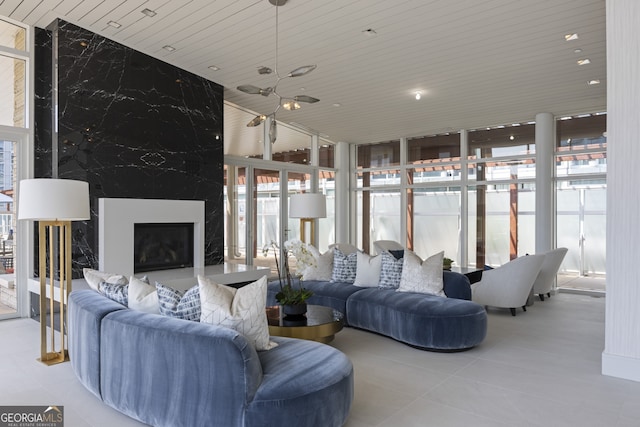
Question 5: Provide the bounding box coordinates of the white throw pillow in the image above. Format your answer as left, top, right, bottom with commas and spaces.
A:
128, 276, 160, 314
353, 251, 382, 287
83, 268, 128, 292
301, 245, 333, 281
198, 275, 277, 351
397, 250, 445, 297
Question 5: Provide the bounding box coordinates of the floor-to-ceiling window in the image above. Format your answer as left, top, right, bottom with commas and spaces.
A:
0, 16, 28, 319
223, 103, 336, 276
556, 113, 607, 292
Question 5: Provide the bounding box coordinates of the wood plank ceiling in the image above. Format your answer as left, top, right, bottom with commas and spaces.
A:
2, 0, 606, 156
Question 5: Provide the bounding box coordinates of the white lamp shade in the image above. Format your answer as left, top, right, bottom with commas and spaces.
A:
289, 193, 326, 219
18, 179, 90, 221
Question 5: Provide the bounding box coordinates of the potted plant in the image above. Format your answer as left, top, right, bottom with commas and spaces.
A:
443, 257, 454, 270
263, 240, 314, 316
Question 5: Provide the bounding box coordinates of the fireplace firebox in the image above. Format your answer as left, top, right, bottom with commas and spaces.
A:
134, 223, 194, 273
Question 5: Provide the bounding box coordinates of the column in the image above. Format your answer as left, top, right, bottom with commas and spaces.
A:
535, 112, 554, 254
603, 0, 640, 382
334, 141, 350, 244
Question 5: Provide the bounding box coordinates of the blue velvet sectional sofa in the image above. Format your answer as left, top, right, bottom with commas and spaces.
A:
68, 289, 354, 427
267, 271, 487, 351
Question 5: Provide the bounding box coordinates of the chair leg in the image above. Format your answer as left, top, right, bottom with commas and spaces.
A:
539, 294, 545, 301
547, 292, 551, 298
522, 305, 527, 312
510, 308, 516, 316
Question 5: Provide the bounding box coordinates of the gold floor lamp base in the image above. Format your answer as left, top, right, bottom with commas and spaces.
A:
38, 221, 72, 366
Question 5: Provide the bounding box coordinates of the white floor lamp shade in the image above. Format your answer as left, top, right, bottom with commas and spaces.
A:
18, 178, 90, 365
289, 193, 326, 244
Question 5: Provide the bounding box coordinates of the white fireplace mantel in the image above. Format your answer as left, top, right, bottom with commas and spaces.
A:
99, 198, 205, 278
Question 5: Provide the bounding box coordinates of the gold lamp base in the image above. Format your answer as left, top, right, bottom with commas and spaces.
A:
38, 221, 72, 366
299, 218, 315, 244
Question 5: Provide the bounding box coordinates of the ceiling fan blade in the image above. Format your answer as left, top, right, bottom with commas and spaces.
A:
237, 84, 262, 94
294, 95, 320, 103
246, 115, 266, 127
288, 65, 317, 77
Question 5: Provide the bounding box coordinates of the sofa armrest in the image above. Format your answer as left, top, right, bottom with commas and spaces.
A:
443, 271, 472, 300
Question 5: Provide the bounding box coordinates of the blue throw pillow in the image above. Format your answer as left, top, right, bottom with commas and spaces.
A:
101, 281, 128, 306
389, 249, 404, 260
331, 248, 357, 283
378, 251, 403, 289
156, 283, 201, 321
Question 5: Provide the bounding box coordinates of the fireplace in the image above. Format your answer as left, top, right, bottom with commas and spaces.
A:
134, 223, 194, 273
99, 198, 205, 277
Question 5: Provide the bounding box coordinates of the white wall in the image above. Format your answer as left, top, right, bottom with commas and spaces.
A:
603, 0, 640, 382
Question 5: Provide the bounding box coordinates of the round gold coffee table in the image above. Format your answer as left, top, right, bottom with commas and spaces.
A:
266, 305, 344, 343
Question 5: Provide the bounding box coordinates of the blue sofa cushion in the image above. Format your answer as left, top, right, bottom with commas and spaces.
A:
442, 271, 472, 300
245, 337, 354, 427
346, 288, 487, 351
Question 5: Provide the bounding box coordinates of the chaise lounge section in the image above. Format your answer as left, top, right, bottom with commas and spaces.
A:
267, 271, 487, 351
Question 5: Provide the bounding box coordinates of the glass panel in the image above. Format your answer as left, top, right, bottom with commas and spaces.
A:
0, 54, 26, 127
408, 133, 460, 163
410, 164, 461, 183
468, 183, 535, 268
468, 124, 536, 158
357, 140, 401, 168
223, 165, 247, 265
254, 168, 281, 276
318, 170, 336, 252
556, 114, 607, 178
410, 188, 460, 262
556, 180, 606, 278
272, 148, 310, 165
475, 159, 536, 181
0, 139, 16, 319
356, 189, 401, 254
319, 144, 334, 168
357, 170, 401, 188
0, 19, 26, 50
286, 172, 312, 243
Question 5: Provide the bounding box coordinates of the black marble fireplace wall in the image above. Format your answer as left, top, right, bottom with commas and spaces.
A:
34, 20, 224, 278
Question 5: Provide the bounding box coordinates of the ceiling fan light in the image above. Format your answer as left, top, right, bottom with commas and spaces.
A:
294, 95, 320, 103
288, 65, 317, 77
237, 84, 262, 94
283, 101, 301, 110
258, 66, 273, 74
259, 87, 273, 96
247, 115, 267, 127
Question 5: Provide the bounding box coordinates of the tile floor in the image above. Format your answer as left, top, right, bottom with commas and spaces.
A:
1, 292, 639, 426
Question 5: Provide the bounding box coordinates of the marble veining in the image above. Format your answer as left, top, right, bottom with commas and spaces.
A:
35, 20, 224, 278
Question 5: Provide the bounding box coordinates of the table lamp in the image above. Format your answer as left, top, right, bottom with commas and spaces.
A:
289, 193, 326, 244
18, 178, 90, 365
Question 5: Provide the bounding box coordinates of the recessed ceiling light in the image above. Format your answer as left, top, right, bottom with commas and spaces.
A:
208, 65, 220, 71
560, 116, 572, 120
163, 45, 176, 52
511, 123, 521, 127
588, 79, 601, 85
574, 48, 583, 54
333, 103, 342, 107
415, 91, 422, 100
577, 114, 592, 118
577, 58, 591, 65
107, 20, 122, 28
142, 8, 157, 17
565, 33, 579, 41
